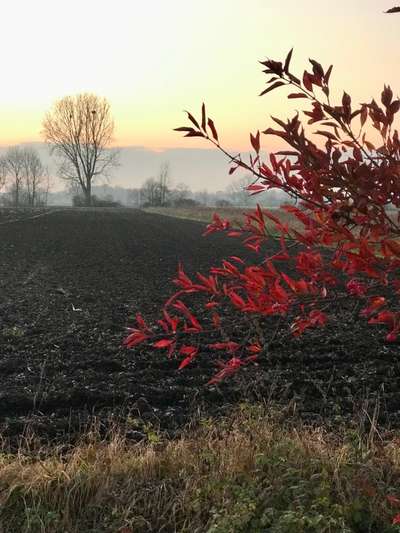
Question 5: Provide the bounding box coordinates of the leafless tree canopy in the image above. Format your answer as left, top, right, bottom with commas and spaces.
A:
158, 162, 170, 206
0, 158, 7, 192
0, 147, 49, 207
2, 147, 25, 207
42, 93, 118, 206
22, 148, 49, 206
226, 174, 254, 206
141, 177, 164, 207
141, 163, 171, 207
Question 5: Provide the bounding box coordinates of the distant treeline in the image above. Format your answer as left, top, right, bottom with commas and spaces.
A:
45, 176, 292, 208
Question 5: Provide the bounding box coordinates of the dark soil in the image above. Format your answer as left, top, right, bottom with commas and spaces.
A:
0, 207, 53, 224
0, 208, 399, 445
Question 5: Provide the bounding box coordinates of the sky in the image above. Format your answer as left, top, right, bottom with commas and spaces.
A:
1, 0, 400, 156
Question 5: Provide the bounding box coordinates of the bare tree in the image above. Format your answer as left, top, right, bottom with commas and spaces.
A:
226, 174, 255, 206
22, 148, 49, 206
42, 93, 118, 206
0, 158, 7, 192
170, 182, 190, 205
158, 162, 170, 206
3, 147, 25, 207
140, 163, 172, 207
126, 188, 141, 207
195, 189, 210, 206
141, 177, 161, 206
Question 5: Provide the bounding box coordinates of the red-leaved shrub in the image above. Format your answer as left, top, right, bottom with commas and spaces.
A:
125, 50, 400, 384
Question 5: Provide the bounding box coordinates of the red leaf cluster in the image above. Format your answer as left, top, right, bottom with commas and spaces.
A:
124, 50, 400, 384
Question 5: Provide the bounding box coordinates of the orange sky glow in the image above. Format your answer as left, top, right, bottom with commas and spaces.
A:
1, 0, 400, 153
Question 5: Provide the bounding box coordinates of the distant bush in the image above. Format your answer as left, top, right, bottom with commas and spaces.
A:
72, 194, 121, 207
72, 195, 86, 207
215, 199, 233, 207
172, 197, 201, 208
92, 196, 122, 207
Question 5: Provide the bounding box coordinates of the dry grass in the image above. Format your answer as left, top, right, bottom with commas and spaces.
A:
143, 206, 300, 232
0, 405, 399, 532
143, 206, 252, 225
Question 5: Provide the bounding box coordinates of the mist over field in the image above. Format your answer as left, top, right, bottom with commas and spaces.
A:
0, 142, 251, 193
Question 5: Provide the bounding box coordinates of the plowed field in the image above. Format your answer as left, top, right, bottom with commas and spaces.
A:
0, 209, 398, 444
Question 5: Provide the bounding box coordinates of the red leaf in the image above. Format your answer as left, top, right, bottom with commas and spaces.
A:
346, 279, 367, 296
250, 130, 260, 153
383, 239, 400, 257
207, 357, 243, 385
342, 92, 351, 108
157, 319, 169, 333
184, 131, 205, 138
185, 111, 200, 129
309, 309, 328, 326
208, 342, 240, 353
207, 118, 218, 142
174, 127, 195, 133
303, 71, 313, 91
314, 130, 338, 141
246, 184, 266, 194
163, 309, 179, 333
153, 339, 174, 348
135, 313, 149, 332
364, 140, 376, 151
360, 105, 368, 127
229, 291, 246, 308
259, 81, 285, 96
368, 311, 395, 326
178, 345, 198, 369
381, 85, 393, 107
389, 100, 400, 114
287, 93, 308, 99
309, 59, 324, 78
281, 272, 297, 292
173, 300, 202, 331
284, 48, 293, 73
360, 297, 386, 317
393, 514, 400, 525
247, 343, 262, 354
212, 312, 221, 328
324, 64, 333, 84
353, 147, 363, 161
123, 331, 148, 348
179, 345, 198, 355
201, 103, 206, 131
178, 356, 193, 369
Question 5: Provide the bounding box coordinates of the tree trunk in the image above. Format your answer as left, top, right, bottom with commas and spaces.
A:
85, 180, 92, 206
32, 183, 36, 207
